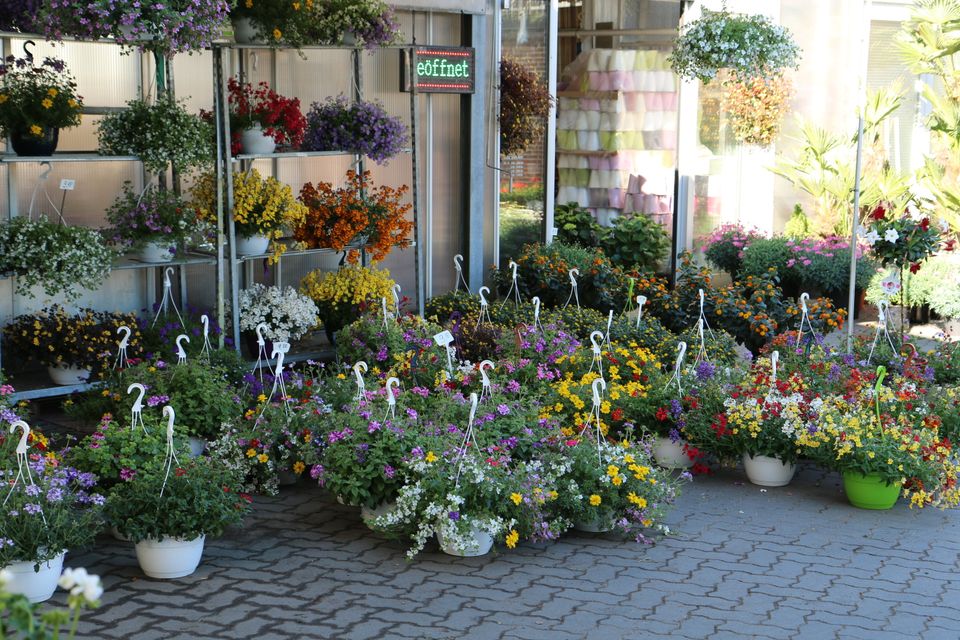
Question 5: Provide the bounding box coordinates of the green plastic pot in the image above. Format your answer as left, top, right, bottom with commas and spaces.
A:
842, 472, 901, 510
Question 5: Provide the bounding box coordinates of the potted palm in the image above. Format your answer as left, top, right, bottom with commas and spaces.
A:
106, 452, 250, 578
0, 54, 84, 156
0, 434, 103, 602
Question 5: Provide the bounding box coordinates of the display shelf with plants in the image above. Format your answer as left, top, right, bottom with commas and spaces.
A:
209, 34, 420, 357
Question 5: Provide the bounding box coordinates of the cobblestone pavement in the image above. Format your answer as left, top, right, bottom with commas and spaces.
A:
58, 464, 960, 640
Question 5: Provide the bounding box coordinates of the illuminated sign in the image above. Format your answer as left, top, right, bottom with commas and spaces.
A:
402, 46, 475, 94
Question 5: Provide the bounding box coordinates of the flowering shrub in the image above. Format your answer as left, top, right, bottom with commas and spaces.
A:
231, 0, 321, 48
104, 183, 201, 254
669, 9, 801, 84
227, 78, 307, 151
98, 97, 213, 174
302, 96, 408, 164
699, 223, 766, 278
721, 73, 793, 147
3, 307, 142, 371
238, 283, 319, 342
0, 217, 113, 300
862, 203, 946, 274
300, 265, 397, 336
0, 55, 83, 138
335, 313, 441, 380
499, 58, 553, 156
296, 170, 413, 263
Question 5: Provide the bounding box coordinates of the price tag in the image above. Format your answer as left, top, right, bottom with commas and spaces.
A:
433, 330, 454, 346
59, 179, 76, 191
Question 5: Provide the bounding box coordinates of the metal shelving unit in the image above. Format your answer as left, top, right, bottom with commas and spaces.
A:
211, 40, 421, 361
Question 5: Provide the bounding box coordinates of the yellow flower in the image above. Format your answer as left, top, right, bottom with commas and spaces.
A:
505, 529, 519, 549
510, 492, 522, 506
0, 94, 7, 103
257, 394, 267, 403
293, 461, 306, 474
548, 490, 558, 500
246, 448, 257, 458
67, 98, 77, 108
606, 464, 619, 478
245, 0, 252, 6
293, 1, 301, 8
41, 98, 52, 109
273, 28, 282, 40
425, 451, 437, 463
612, 476, 623, 486
257, 453, 269, 463
47, 88, 58, 97
29, 124, 41, 135
623, 454, 635, 464
589, 494, 601, 506
627, 492, 647, 509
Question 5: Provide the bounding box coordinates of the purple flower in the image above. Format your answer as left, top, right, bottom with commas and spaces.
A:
694, 360, 716, 382
302, 96, 408, 164
383, 465, 396, 479
120, 468, 136, 481
23, 503, 42, 515
497, 404, 510, 416
406, 408, 418, 420
45, 487, 64, 502
448, 511, 460, 521
24, 484, 40, 497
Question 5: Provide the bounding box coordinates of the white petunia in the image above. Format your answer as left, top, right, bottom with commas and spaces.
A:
863, 229, 880, 246
884, 228, 900, 243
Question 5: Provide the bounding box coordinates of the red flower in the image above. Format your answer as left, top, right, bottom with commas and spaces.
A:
655, 407, 669, 421
175, 467, 186, 477
910, 262, 921, 274
870, 204, 886, 221
611, 408, 624, 422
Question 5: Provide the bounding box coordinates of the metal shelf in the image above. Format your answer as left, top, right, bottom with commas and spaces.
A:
233, 148, 412, 162
234, 241, 414, 263
0, 153, 139, 163
113, 251, 218, 270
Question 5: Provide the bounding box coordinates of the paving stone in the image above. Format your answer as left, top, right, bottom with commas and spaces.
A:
57, 471, 960, 639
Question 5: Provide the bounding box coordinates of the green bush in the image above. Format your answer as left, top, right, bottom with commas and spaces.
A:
740, 237, 802, 292
491, 241, 627, 312
554, 202, 601, 247
499, 202, 542, 263
784, 204, 812, 239
598, 214, 671, 272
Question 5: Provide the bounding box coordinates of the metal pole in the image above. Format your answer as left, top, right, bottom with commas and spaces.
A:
409, 44, 424, 316
848, 115, 865, 354
543, 0, 559, 243
212, 46, 227, 349
425, 12, 434, 300
216, 46, 240, 352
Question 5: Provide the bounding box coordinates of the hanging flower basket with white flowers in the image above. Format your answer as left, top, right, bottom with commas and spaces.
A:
669, 8, 801, 84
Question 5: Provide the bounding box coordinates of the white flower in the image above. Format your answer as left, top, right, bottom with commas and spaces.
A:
58, 567, 103, 603
884, 229, 900, 243
863, 229, 880, 246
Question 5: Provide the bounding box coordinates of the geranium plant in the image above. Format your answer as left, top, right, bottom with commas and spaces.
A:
227, 78, 307, 152
106, 457, 250, 543
0, 54, 83, 141
0, 216, 113, 300
98, 96, 213, 174
669, 8, 801, 84
302, 95, 408, 164
296, 169, 413, 263
103, 182, 203, 255
238, 283, 319, 342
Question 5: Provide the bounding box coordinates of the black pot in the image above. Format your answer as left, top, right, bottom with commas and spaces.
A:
10, 126, 59, 156
242, 331, 274, 359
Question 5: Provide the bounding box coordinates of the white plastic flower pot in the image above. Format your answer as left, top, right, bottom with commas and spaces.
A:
437, 525, 494, 557
47, 364, 92, 386
3, 552, 65, 603
234, 234, 271, 256
137, 241, 175, 263
134, 536, 205, 579
652, 437, 693, 469
742, 454, 796, 487
231, 17, 262, 44
240, 125, 277, 155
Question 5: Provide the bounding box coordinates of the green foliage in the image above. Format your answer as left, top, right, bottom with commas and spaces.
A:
67, 414, 190, 490
598, 214, 670, 272
106, 458, 249, 543
784, 203, 812, 238
491, 241, 628, 312
554, 202, 601, 247
498, 202, 542, 263
111, 360, 241, 441
424, 290, 477, 324
98, 96, 213, 175
740, 237, 801, 290
500, 181, 544, 205
540, 306, 607, 341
